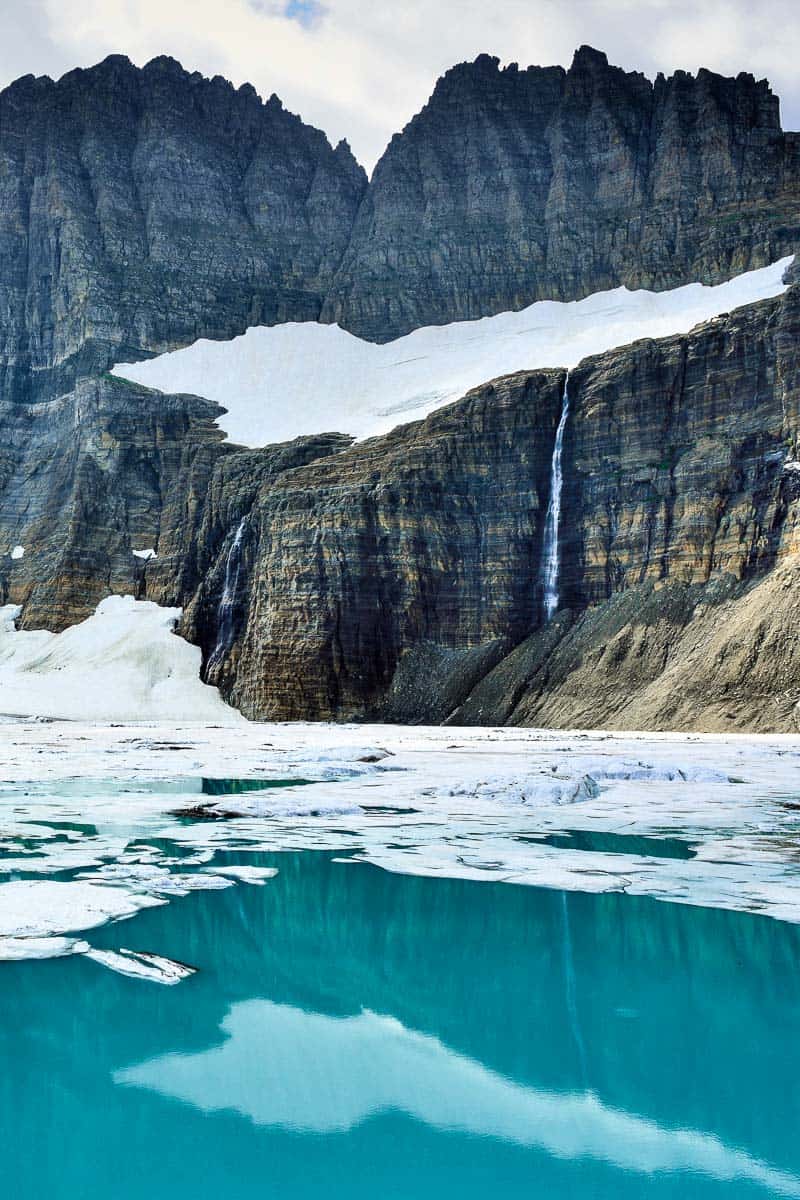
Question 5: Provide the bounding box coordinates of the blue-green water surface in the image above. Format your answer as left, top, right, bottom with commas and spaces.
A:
3, 851, 800, 1198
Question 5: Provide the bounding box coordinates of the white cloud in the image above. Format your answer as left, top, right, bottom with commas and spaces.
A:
0, 0, 798, 170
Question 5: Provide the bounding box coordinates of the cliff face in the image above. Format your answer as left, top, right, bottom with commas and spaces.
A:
157, 283, 800, 729
2, 45, 798, 395
0, 377, 230, 629
199, 372, 565, 720
324, 47, 800, 339
0, 55, 367, 406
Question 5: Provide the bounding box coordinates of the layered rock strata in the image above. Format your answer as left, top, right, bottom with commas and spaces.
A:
175, 284, 800, 729
3, 50, 800, 730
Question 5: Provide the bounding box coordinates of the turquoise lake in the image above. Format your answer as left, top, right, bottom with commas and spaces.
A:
3, 850, 800, 1199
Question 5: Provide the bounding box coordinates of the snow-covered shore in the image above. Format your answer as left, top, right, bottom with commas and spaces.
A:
0, 597, 240, 723
2, 720, 800, 973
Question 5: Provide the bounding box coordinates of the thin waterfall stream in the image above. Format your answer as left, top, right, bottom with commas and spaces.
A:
207, 516, 247, 673
540, 373, 570, 623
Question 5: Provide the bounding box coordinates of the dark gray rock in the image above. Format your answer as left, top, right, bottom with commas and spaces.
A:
3, 48, 800, 732
0, 54, 367, 406
323, 47, 800, 339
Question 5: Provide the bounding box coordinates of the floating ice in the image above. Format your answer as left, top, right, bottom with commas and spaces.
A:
211, 866, 279, 885
0, 936, 90, 961
83, 947, 197, 985
0, 880, 165, 940
1, 722, 800, 969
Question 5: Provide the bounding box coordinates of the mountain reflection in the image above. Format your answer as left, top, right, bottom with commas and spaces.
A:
118, 997, 800, 1195
5, 852, 800, 1199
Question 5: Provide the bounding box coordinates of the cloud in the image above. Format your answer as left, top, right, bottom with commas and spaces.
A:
1, 0, 798, 171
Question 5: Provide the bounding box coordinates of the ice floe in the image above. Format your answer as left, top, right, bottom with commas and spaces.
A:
0, 879, 165, 940
113, 258, 793, 446
211, 866, 279, 885
1, 721, 800, 972
83, 947, 197, 985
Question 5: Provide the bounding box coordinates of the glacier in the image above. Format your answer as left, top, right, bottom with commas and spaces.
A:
113, 258, 793, 447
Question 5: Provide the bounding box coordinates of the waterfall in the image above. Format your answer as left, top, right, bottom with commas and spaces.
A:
207, 516, 247, 673
540, 373, 570, 623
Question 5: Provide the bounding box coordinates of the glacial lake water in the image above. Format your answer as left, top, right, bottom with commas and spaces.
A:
4, 849, 800, 1199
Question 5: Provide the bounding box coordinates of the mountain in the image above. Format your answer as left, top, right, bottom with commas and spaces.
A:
0, 53, 366, 407
323, 46, 800, 338
1, 48, 799, 730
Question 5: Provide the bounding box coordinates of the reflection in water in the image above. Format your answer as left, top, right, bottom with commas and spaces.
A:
3, 852, 800, 1199
561, 891, 588, 1084
118, 998, 800, 1195
542, 829, 697, 859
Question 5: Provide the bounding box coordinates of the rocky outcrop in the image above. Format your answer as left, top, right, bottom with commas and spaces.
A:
0, 376, 230, 629
0, 376, 351, 634
2, 45, 798, 399
324, 47, 800, 339
208, 371, 565, 719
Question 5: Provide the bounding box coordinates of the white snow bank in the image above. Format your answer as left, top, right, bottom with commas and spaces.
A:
132, 548, 157, 560
113, 258, 793, 447
10, 545, 24, 560
0, 596, 241, 723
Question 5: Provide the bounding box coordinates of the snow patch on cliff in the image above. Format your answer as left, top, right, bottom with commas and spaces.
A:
113, 258, 793, 447
0, 596, 240, 723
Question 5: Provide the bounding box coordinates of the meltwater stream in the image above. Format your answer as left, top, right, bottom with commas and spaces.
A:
5, 851, 800, 1200
541, 373, 570, 622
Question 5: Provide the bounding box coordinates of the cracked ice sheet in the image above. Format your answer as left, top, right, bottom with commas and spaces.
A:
1, 722, 800, 966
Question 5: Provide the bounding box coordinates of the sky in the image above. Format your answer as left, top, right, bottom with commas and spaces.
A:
1, 0, 798, 172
